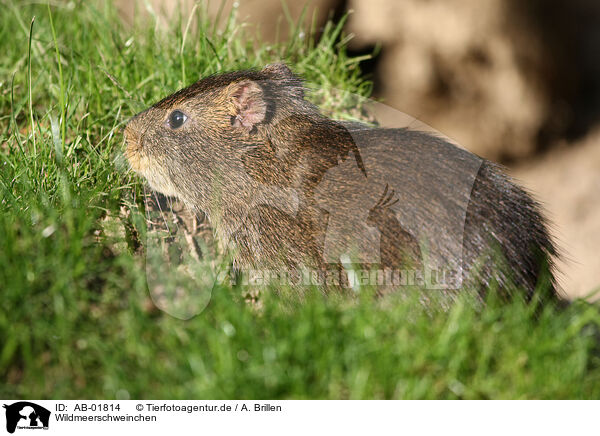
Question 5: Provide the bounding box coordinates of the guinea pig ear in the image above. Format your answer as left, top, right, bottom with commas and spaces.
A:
227, 80, 267, 132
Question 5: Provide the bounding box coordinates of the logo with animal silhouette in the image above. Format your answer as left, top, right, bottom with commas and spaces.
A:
2, 402, 50, 434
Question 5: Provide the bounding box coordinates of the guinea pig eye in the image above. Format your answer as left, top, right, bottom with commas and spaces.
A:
168, 110, 188, 129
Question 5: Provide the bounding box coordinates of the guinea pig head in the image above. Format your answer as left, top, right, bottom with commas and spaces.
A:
124, 63, 311, 221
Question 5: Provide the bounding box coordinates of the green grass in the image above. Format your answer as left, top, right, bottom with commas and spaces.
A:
1, 0, 600, 399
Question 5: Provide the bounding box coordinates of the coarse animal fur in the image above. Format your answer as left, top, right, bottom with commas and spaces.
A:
124, 63, 559, 303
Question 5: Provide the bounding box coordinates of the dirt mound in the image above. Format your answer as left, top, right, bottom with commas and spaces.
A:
511, 132, 600, 299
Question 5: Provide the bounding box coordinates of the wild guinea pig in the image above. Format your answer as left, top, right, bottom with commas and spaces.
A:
124, 63, 559, 303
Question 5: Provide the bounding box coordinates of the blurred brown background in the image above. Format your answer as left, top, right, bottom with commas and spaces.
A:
116, 0, 600, 299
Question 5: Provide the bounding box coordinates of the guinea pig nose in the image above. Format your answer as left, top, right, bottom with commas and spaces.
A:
124, 123, 141, 147
124, 123, 134, 141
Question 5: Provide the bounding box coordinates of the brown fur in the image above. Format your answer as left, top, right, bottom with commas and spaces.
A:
124, 63, 559, 302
